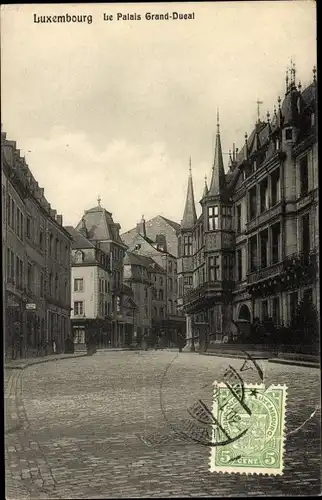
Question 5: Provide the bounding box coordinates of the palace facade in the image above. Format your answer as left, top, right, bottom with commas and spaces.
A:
177, 67, 318, 351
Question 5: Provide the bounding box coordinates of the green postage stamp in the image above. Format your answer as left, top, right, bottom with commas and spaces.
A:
209, 382, 287, 475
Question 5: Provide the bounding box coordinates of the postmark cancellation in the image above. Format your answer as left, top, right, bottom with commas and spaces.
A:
209, 383, 287, 476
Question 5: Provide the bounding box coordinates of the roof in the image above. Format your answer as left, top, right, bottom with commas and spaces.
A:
76, 205, 123, 244
159, 216, 181, 231
181, 169, 197, 229
65, 226, 96, 249
124, 251, 165, 273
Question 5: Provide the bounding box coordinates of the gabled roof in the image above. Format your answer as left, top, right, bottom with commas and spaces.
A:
65, 226, 96, 249
159, 216, 181, 231
124, 251, 165, 273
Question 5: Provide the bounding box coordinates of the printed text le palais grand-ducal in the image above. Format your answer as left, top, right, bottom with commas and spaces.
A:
33, 12, 195, 25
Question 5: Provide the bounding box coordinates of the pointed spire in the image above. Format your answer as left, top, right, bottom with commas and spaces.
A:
298, 80, 302, 93
79, 216, 88, 237
267, 110, 272, 134
285, 69, 289, 93
203, 175, 209, 197
254, 126, 261, 152
208, 109, 226, 197
228, 149, 233, 167
232, 143, 236, 162
181, 157, 197, 229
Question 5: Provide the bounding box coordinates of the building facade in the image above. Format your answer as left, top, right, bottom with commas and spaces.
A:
2, 131, 72, 358
121, 216, 185, 345
178, 67, 318, 351
66, 225, 112, 349
74, 199, 127, 347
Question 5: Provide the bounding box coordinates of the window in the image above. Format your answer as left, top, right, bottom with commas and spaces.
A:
27, 262, 33, 291
15, 256, 20, 288
55, 274, 59, 297
74, 329, 85, 344
16, 208, 20, 238
39, 230, 44, 249
74, 278, 84, 292
49, 273, 53, 297
271, 223, 281, 264
26, 216, 32, 239
159, 276, 163, 287
223, 255, 234, 280
272, 297, 280, 326
236, 249, 242, 281
260, 179, 268, 213
75, 250, 84, 263
303, 288, 313, 305
40, 272, 44, 297
271, 168, 280, 206
285, 128, 293, 141
74, 301, 84, 316
159, 289, 164, 300
236, 205, 241, 233
168, 300, 172, 314
105, 280, 108, 293
249, 236, 258, 272
302, 214, 310, 257
160, 307, 164, 318
169, 260, 173, 272
209, 255, 219, 281
261, 300, 269, 322
144, 307, 148, 318
249, 186, 257, 220
145, 286, 148, 299
299, 155, 308, 197
208, 206, 219, 231
153, 306, 157, 317
260, 229, 268, 268
183, 235, 192, 256
289, 291, 298, 320
168, 277, 173, 292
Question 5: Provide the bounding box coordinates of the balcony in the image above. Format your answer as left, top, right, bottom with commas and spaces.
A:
246, 201, 284, 233
183, 280, 234, 307
247, 250, 318, 297
248, 261, 284, 284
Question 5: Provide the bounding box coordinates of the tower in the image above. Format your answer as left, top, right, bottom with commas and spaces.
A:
177, 157, 197, 349
200, 110, 235, 340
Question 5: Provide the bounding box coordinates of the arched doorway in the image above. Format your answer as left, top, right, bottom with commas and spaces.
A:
238, 304, 251, 322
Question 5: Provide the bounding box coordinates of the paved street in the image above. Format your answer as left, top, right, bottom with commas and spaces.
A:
5, 351, 321, 498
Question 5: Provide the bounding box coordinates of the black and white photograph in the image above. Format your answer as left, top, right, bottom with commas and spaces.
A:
2, 1, 320, 498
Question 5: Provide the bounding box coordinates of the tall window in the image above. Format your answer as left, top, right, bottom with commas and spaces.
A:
55, 274, 59, 298
74, 278, 84, 292
183, 235, 192, 256
74, 301, 84, 316
260, 229, 268, 268
299, 155, 308, 197
260, 179, 268, 213
272, 297, 280, 326
249, 236, 258, 272
208, 206, 219, 231
145, 286, 148, 299
249, 187, 257, 220
160, 307, 164, 318
302, 214, 310, 257
209, 255, 219, 281
159, 289, 164, 300
236, 205, 241, 233
27, 262, 33, 291
289, 291, 298, 321
236, 249, 242, 282
261, 300, 269, 321
271, 168, 280, 206
271, 223, 281, 264
26, 216, 32, 239
40, 272, 44, 297
168, 277, 173, 292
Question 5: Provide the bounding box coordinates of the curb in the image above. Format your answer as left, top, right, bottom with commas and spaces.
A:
200, 352, 271, 360
268, 358, 320, 369
4, 353, 87, 370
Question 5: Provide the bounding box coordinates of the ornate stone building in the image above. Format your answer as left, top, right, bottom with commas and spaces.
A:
178, 67, 318, 351
2, 130, 72, 358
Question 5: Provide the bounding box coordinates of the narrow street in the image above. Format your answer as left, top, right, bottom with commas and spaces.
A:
5, 351, 321, 498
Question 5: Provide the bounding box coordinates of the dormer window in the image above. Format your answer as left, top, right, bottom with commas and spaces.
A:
75, 250, 84, 263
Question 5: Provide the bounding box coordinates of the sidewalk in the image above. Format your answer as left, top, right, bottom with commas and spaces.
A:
5, 352, 87, 370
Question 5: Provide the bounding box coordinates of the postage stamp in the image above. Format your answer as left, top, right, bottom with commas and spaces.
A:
209, 383, 287, 475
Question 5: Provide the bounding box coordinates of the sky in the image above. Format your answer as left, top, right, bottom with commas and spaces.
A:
1, 1, 317, 233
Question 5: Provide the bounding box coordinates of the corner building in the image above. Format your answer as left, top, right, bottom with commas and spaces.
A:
178, 68, 318, 351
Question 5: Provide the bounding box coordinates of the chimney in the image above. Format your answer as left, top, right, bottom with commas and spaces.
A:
51, 209, 57, 220
136, 215, 146, 237
56, 214, 63, 226
155, 234, 167, 253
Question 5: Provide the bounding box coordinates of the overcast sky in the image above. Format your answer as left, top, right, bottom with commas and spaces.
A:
1, 2, 316, 232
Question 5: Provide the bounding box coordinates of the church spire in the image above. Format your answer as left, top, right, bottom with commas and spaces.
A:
181, 157, 197, 229
203, 175, 209, 197
207, 109, 226, 197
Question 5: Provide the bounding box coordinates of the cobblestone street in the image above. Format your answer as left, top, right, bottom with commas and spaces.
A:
5, 351, 321, 498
